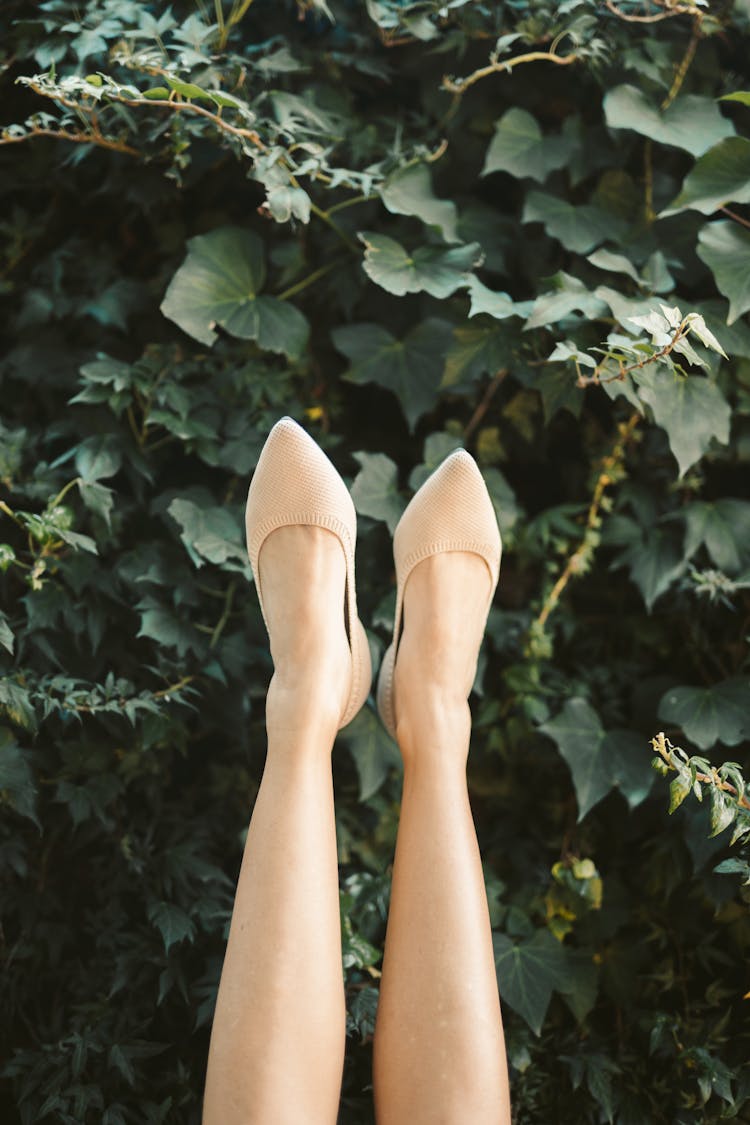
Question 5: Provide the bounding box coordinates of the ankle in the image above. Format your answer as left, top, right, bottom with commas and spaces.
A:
395, 694, 471, 768
266, 670, 344, 744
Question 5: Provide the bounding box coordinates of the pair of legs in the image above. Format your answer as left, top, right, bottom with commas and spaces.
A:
202, 525, 511, 1124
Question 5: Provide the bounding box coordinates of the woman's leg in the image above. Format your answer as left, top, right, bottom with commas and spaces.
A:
203, 526, 351, 1125
373, 553, 512, 1125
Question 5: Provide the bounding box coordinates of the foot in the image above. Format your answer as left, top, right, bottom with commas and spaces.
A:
392, 551, 492, 765
258, 525, 352, 743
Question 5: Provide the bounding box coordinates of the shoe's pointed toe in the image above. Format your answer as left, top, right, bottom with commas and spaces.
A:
245, 419, 370, 731
377, 447, 501, 740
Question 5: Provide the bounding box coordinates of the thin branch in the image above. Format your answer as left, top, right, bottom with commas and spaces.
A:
604, 1, 697, 23
661, 12, 704, 111
0, 125, 140, 157
275, 257, 344, 302
532, 412, 641, 634
463, 369, 508, 443
576, 319, 690, 388
442, 47, 577, 96
652, 732, 750, 811
721, 206, 750, 230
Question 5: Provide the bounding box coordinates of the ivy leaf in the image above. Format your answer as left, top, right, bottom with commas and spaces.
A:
482, 108, 574, 182
358, 232, 481, 297
662, 137, 750, 216
136, 603, 201, 658
586, 248, 641, 284
540, 699, 652, 820
333, 319, 454, 430
442, 322, 513, 388
380, 163, 459, 242
524, 273, 608, 330
147, 901, 196, 953
658, 680, 750, 750
523, 192, 613, 254
167, 498, 249, 573
0, 612, 14, 655
0, 727, 39, 828
465, 277, 532, 321
350, 452, 405, 534
75, 435, 122, 482
493, 929, 568, 1035
696, 220, 750, 326
634, 369, 731, 477
603, 85, 734, 157
340, 704, 400, 800
160, 227, 309, 358
683, 499, 750, 574
78, 480, 114, 528
614, 522, 686, 610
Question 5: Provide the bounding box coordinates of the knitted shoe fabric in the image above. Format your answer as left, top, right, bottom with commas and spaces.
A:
376, 449, 502, 740
245, 417, 371, 730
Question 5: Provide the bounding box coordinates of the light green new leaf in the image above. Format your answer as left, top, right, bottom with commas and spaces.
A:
350, 452, 405, 534
684, 499, 750, 574
696, 220, 750, 325
147, 901, 196, 953
358, 232, 481, 297
0, 727, 39, 828
340, 705, 401, 800
604, 85, 734, 157
333, 319, 454, 430
380, 163, 459, 242
161, 227, 309, 358
540, 698, 652, 820
523, 192, 612, 254
0, 612, 14, 655
493, 929, 568, 1035
635, 369, 731, 477
525, 273, 608, 331
721, 91, 750, 107
659, 679, 750, 750
663, 137, 750, 215
482, 108, 574, 183
168, 498, 249, 573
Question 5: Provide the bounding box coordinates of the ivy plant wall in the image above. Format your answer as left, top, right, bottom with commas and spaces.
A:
1, 1, 749, 1122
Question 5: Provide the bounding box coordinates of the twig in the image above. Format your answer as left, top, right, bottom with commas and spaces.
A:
661, 12, 704, 110
442, 47, 577, 96
532, 412, 641, 633
576, 318, 690, 387
605, 1, 697, 23
463, 369, 508, 443
0, 126, 140, 157
721, 206, 750, 230
651, 732, 750, 811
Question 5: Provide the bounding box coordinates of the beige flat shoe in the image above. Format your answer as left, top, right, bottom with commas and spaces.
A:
376, 449, 502, 740
245, 417, 372, 730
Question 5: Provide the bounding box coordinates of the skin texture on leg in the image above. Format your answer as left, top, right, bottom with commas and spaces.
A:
373, 554, 512, 1125
203, 527, 351, 1125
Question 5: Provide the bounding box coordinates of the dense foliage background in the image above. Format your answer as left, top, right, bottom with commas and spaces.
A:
2, 1, 750, 1121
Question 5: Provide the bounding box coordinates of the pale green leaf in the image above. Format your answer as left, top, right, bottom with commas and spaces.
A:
635, 369, 731, 476
0, 612, 14, 655
333, 318, 454, 430
586, 248, 640, 283
160, 227, 309, 358
358, 232, 481, 298
350, 452, 405, 534
380, 163, 459, 242
168, 498, 249, 572
604, 85, 734, 157
75, 435, 122, 482
658, 679, 750, 750
465, 277, 531, 321
482, 108, 574, 182
696, 220, 750, 325
523, 192, 613, 254
524, 272, 608, 330
662, 137, 750, 215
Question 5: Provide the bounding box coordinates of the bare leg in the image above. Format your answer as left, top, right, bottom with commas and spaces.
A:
203, 527, 351, 1125
373, 554, 512, 1125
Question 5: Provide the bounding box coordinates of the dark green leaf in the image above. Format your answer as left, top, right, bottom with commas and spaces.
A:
683, 499, 750, 574
160, 227, 309, 358
339, 704, 400, 801
635, 370, 731, 477
147, 902, 196, 953
0, 727, 39, 827
350, 452, 405, 534
380, 163, 459, 242
333, 318, 454, 430
658, 679, 750, 750
663, 137, 750, 215
482, 108, 574, 182
493, 929, 568, 1035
